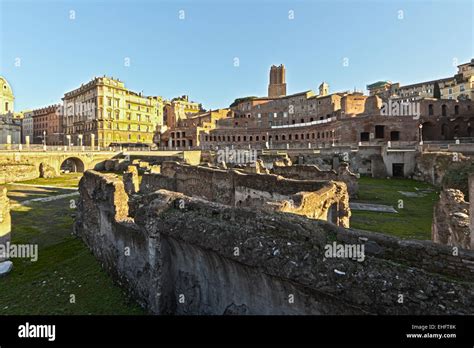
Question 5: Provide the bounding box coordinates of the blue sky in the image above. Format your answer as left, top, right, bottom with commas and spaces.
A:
1, 0, 472, 111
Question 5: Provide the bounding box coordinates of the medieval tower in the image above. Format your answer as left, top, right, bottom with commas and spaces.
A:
319, 82, 329, 96
268, 64, 287, 98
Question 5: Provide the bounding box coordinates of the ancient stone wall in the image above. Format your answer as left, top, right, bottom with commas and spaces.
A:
123, 165, 139, 195
271, 162, 358, 197
75, 171, 474, 315
0, 163, 38, 184
413, 152, 471, 186
432, 189, 471, 250
470, 174, 474, 249
0, 186, 11, 259
140, 162, 350, 227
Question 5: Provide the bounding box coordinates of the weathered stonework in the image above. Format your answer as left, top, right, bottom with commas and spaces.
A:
0, 163, 37, 184
414, 152, 471, 186
0, 186, 12, 275
39, 162, 57, 178
140, 161, 351, 228
74, 171, 474, 315
123, 165, 139, 195
470, 174, 474, 249
432, 189, 471, 249
271, 162, 359, 197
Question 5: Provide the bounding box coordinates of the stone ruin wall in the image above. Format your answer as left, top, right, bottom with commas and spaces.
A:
74, 170, 474, 315
416, 152, 474, 250
432, 189, 471, 250
471, 174, 474, 245
0, 187, 11, 261
270, 162, 359, 197
139, 161, 351, 228
414, 151, 471, 186
0, 163, 38, 184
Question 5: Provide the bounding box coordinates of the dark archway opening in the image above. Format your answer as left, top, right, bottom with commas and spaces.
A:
441, 124, 450, 140
422, 122, 436, 141
60, 157, 85, 173
392, 163, 404, 178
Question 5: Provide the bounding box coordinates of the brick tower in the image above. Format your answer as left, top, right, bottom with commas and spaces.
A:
268, 64, 287, 98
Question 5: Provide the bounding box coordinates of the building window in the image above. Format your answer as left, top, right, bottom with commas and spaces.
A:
455, 105, 459, 115
441, 104, 447, 116
360, 132, 370, 141
375, 125, 385, 139
428, 104, 434, 116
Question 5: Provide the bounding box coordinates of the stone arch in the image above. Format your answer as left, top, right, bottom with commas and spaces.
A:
60, 157, 85, 173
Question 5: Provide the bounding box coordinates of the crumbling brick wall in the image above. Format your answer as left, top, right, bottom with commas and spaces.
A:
0, 163, 38, 184
470, 174, 474, 249
271, 162, 358, 197
0, 186, 11, 264
414, 152, 471, 186
140, 162, 351, 228
74, 171, 474, 315
432, 189, 471, 250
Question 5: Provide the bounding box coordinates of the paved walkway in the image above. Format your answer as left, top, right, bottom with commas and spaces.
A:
350, 202, 398, 213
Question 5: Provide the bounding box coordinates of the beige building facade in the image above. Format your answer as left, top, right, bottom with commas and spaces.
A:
63, 76, 164, 148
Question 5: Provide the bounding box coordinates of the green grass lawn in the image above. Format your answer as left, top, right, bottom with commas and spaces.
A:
19, 173, 83, 188
350, 176, 439, 240
0, 176, 145, 315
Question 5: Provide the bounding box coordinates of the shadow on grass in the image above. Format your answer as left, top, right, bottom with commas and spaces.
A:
0, 197, 145, 315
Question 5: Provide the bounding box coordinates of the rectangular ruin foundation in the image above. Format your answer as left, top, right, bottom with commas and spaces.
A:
139, 161, 351, 228
74, 169, 474, 315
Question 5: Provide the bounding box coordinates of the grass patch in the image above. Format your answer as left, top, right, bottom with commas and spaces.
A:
20, 173, 83, 188
351, 176, 439, 240
0, 179, 145, 315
